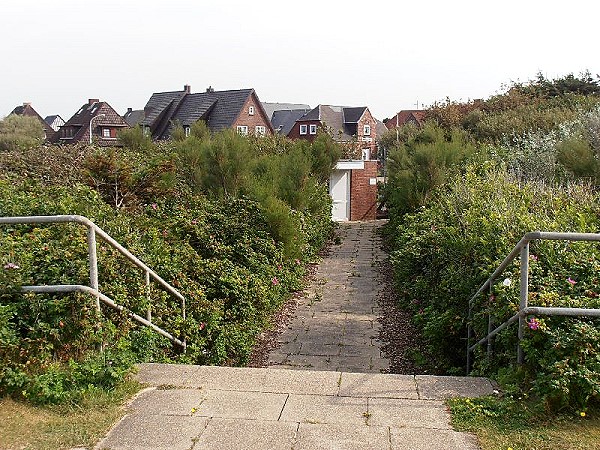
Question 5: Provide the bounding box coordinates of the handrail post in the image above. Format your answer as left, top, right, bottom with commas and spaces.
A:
145, 270, 151, 321
87, 225, 100, 312
517, 242, 529, 364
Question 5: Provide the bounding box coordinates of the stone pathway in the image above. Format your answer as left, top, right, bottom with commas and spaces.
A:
94, 221, 497, 449
268, 221, 388, 372
96, 364, 494, 450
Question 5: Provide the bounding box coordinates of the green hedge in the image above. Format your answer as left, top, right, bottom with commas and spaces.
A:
387, 163, 600, 410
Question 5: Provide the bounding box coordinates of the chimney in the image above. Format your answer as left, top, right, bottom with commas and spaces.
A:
206, 86, 214, 93
184, 85, 191, 94
127, 107, 133, 113
23, 102, 31, 107
88, 98, 99, 105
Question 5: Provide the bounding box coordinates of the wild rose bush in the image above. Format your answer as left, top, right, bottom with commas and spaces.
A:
387, 163, 600, 410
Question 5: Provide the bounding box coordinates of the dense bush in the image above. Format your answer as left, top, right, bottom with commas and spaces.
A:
387, 163, 600, 410
0, 115, 45, 151
0, 128, 337, 404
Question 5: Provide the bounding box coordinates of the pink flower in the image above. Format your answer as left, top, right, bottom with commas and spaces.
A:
295, 259, 301, 265
272, 277, 279, 285
191, 219, 198, 225
151, 203, 158, 210
528, 317, 540, 330
277, 265, 282, 270
199, 322, 206, 331
489, 294, 496, 302
567, 277, 577, 285
530, 254, 538, 261
3, 262, 19, 270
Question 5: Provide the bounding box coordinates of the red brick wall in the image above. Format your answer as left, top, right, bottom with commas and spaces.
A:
356, 108, 378, 160
350, 160, 377, 221
287, 121, 321, 141
233, 93, 274, 135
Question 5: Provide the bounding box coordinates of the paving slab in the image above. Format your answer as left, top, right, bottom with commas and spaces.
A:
193, 418, 298, 450
279, 394, 367, 426
416, 375, 496, 400
367, 398, 451, 429
193, 389, 287, 421
389, 428, 480, 450
295, 422, 391, 450
95, 414, 208, 450
339, 372, 419, 399
128, 387, 205, 416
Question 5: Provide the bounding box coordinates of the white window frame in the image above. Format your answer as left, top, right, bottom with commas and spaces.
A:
309, 124, 317, 135
362, 148, 371, 161
299, 124, 308, 135
237, 125, 248, 135
255, 125, 266, 136
184, 126, 190, 137
363, 124, 371, 136
248, 106, 255, 116
102, 128, 111, 138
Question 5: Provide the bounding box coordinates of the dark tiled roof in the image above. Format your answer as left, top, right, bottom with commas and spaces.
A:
262, 102, 311, 121
298, 105, 321, 122
123, 109, 145, 127
59, 100, 129, 143
141, 90, 187, 127
141, 87, 264, 138
342, 107, 367, 123
385, 110, 426, 129
10, 103, 54, 135
271, 108, 311, 135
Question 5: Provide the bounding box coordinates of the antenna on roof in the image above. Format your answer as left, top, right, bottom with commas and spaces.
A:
206, 86, 214, 93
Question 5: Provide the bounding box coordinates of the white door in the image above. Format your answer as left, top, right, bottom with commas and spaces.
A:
330, 170, 350, 221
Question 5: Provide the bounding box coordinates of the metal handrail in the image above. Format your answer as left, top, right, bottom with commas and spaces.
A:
0, 215, 186, 350
466, 231, 600, 373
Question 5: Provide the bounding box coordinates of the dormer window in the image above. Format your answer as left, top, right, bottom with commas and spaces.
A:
363, 124, 371, 136
300, 124, 308, 135
309, 124, 317, 135
249, 106, 255, 116
102, 128, 111, 138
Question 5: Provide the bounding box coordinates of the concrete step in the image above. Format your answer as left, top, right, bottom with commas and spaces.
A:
95, 364, 495, 450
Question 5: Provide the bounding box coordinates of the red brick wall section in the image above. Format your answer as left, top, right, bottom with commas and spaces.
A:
233, 93, 274, 135
356, 108, 378, 160
350, 160, 378, 221
287, 121, 321, 141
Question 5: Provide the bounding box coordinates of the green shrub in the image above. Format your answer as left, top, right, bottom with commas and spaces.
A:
387, 163, 600, 409
0, 115, 45, 151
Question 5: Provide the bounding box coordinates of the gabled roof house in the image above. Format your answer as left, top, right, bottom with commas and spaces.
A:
385, 110, 426, 129
141, 85, 273, 139
262, 102, 312, 136
9, 103, 55, 139
288, 105, 379, 160
44, 115, 65, 132
55, 99, 129, 146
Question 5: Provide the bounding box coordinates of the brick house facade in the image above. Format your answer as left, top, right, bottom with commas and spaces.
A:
54, 99, 129, 146
288, 105, 379, 160
141, 86, 273, 139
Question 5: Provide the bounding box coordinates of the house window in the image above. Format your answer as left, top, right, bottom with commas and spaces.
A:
363, 124, 371, 136
102, 128, 111, 138
299, 124, 308, 135
249, 106, 255, 116
362, 148, 371, 161
309, 124, 317, 135
184, 126, 190, 137
255, 125, 266, 136
237, 125, 248, 135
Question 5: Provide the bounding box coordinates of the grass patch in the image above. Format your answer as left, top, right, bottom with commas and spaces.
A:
449, 396, 600, 450
0, 379, 141, 450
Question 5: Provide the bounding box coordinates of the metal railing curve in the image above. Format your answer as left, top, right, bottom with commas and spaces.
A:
466, 231, 600, 374
0, 215, 186, 351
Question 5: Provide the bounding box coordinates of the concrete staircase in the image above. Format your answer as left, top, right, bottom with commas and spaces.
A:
95, 364, 495, 450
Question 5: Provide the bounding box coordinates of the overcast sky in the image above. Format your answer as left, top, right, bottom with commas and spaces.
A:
1, 0, 598, 121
